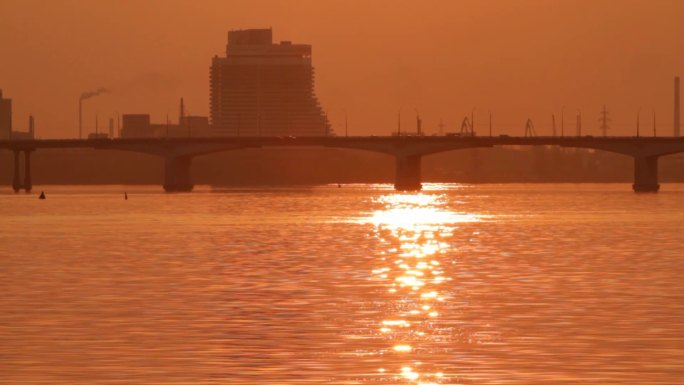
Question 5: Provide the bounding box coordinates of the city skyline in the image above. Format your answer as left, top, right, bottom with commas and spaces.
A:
1, 3, 684, 384
0, 0, 682, 138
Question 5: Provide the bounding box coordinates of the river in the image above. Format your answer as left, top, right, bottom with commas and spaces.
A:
1, 183, 682, 384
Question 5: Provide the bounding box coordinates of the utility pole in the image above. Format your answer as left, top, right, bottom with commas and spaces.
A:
345, 111, 348, 137
598, 105, 610, 137
179, 98, 185, 126
116, 112, 120, 138
561, 108, 564, 137
415, 112, 422, 135
525, 118, 536, 137
471, 109, 475, 135
675, 76, 680, 137
489, 112, 492, 137
576, 112, 582, 136
78, 99, 82, 139
29, 115, 35, 138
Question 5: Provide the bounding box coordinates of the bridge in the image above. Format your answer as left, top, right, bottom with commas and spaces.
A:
2, 136, 683, 193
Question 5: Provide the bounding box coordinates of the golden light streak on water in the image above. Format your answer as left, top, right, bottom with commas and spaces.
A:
364, 192, 482, 384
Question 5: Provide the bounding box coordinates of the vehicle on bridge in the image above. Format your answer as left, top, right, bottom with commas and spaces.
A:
87, 133, 110, 140
446, 131, 477, 137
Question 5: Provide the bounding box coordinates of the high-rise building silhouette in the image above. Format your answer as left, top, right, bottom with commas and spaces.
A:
210, 29, 331, 136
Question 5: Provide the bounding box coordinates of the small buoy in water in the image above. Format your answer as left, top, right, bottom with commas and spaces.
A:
38, 191, 46, 200
338, 184, 342, 188
124, 192, 128, 200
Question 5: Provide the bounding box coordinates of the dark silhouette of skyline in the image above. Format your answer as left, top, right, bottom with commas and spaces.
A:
0, 1, 682, 138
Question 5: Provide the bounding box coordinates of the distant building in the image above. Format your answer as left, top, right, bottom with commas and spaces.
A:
121, 114, 153, 138
0, 90, 35, 140
121, 99, 211, 138
0, 89, 11, 139
210, 28, 331, 136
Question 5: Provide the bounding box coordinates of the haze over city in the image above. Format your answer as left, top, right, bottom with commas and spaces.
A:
2, 2, 684, 385
1, 0, 682, 138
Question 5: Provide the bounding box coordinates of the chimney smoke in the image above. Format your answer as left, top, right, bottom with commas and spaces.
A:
79, 87, 110, 139
80, 87, 110, 100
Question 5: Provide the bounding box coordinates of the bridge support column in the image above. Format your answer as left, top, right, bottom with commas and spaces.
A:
163, 156, 194, 192
395, 154, 422, 191
632, 156, 659, 193
23, 150, 32, 193
12, 150, 21, 193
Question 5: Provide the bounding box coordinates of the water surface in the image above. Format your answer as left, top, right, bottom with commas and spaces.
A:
1, 184, 683, 384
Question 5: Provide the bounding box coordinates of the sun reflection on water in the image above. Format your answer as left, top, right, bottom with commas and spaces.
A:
362, 192, 481, 384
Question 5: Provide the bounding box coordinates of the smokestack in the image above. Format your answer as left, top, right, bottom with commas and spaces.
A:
416, 114, 422, 135
78, 87, 110, 139
180, 97, 185, 126
675, 76, 680, 137
109, 118, 114, 138
29, 115, 34, 138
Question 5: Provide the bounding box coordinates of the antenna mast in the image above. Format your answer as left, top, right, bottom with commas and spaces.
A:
598, 105, 610, 137
345, 112, 348, 137
489, 112, 492, 136
525, 118, 536, 137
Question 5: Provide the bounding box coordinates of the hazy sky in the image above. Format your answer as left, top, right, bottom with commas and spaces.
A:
0, 0, 682, 138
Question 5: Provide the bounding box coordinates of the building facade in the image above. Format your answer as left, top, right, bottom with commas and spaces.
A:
210, 29, 331, 136
121, 114, 211, 138
0, 90, 34, 139
120, 98, 211, 138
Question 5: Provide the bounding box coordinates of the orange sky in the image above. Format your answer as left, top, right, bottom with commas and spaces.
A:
0, 0, 682, 138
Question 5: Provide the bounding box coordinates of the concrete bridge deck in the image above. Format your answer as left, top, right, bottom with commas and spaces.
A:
2, 136, 683, 193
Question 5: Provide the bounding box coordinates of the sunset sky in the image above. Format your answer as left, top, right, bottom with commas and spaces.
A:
0, 0, 682, 138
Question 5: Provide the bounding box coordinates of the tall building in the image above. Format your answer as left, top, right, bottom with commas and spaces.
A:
210, 29, 331, 136
0, 89, 11, 139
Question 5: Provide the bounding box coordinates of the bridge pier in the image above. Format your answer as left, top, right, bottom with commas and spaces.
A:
395, 154, 422, 191
11, 150, 33, 193
632, 155, 659, 193
163, 156, 194, 192
12, 150, 21, 193
24, 150, 32, 193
